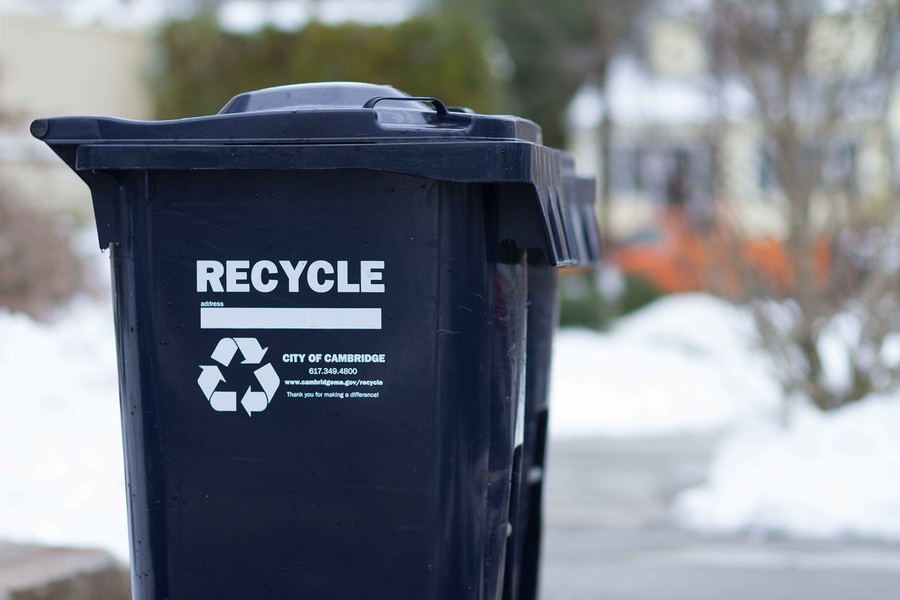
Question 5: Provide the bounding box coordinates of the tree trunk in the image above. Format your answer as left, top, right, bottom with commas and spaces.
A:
598, 86, 612, 242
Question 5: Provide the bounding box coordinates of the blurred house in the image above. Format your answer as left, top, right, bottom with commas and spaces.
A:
568, 8, 900, 291
0, 11, 153, 217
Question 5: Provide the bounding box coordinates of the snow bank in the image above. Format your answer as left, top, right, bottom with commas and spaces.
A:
549, 294, 780, 437
551, 293, 900, 542
0, 240, 127, 559
674, 395, 900, 541
0, 294, 127, 559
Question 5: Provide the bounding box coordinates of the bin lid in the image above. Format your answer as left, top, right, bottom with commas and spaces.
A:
32, 82, 600, 266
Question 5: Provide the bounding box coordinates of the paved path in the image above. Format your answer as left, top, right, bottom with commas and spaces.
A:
539, 435, 900, 600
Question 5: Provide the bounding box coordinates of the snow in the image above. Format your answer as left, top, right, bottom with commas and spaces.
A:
0, 251, 128, 559
566, 55, 756, 129
548, 294, 781, 437
551, 292, 900, 542
566, 56, 717, 128
674, 396, 900, 542
2, 257, 898, 558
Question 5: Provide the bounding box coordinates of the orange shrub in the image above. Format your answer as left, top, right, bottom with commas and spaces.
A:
611, 209, 831, 296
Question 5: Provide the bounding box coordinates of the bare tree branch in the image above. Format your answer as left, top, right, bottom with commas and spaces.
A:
704, 0, 900, 411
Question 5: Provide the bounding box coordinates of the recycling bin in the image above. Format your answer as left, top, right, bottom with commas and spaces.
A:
33, 82, 600, 600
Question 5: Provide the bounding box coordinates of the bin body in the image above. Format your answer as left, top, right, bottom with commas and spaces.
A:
112, 170, 525, 599
33, 82, 600, 600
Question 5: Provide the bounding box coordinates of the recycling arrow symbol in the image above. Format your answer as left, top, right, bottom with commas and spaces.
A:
197, 337, 281, 416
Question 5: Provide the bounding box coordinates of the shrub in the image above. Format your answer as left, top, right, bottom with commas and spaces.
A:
152, 11, 501, 119
558, 269, 665, 330
619, 274, 664, 316
0, 188, 85, 319
558, 270, 612, 330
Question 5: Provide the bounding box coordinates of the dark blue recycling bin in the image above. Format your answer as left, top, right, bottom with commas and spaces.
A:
33, 82, 600, 600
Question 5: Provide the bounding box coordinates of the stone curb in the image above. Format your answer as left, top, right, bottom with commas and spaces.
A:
0, 543, 129, 600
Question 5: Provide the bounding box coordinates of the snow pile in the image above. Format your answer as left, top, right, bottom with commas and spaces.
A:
0, 294, 127, 559
549, 294, 780, 437
550, 293, 900, 541
674, 395, 900, 541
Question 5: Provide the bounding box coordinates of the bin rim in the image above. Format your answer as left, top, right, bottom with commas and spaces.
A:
31, 81, 601, 267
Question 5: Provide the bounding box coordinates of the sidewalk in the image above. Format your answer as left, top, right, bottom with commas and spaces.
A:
540, 435, 900, 600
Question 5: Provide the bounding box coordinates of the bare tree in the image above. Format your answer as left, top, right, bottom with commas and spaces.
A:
705, 0, 900, 411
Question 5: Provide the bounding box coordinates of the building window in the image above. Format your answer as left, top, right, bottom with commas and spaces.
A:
759, 138, 858, 194
760, 142, 780, 191
609, 144, 640, 192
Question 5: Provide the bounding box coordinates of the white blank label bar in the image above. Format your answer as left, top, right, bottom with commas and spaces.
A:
201, 307, 382, 330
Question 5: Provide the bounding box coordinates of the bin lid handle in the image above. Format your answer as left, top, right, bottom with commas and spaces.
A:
363, 96, 450, 117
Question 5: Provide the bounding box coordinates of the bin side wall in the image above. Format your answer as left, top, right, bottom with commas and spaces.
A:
429, 185, 528, 600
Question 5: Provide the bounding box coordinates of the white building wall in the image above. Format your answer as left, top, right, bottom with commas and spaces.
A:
0, 13, 154, 217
